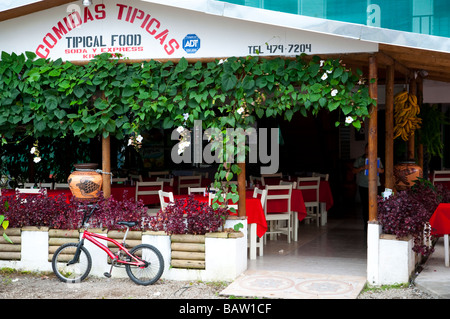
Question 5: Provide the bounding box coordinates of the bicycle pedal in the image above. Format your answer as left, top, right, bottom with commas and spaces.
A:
103, 272, 112, 278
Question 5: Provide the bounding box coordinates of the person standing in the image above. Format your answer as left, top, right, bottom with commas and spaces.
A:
352, 144, 384, 231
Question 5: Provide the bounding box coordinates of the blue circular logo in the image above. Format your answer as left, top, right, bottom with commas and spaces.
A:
182, 34, 201, 54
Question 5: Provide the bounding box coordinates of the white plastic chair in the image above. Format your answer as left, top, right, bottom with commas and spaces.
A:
148, 171, 170, 178
280, 180, 297, 189
261, 173, 283, 186
15, 188, 47, 204
136, 181, 163, 215
156, 177, 174, 187
111, 177, 128, 184
129, 174, 143, 183
54, 183, 70, 189
158, 190, 174, 210
312, 172, 329, 181
297, 177, 321, 227
188, 187, 206, 195
264, 184, 293, 243
39, 182, 53, 189
433, 170, 450, 185
178, 175, 202, 194
248, 187, 267, 259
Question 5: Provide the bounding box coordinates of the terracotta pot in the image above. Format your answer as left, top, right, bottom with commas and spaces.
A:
394, 161, 423, 191
67, 163, 102, 201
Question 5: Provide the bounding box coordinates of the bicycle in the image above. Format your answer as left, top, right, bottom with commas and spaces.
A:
51, 203, 164, 286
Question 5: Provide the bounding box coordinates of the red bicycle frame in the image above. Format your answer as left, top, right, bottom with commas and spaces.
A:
81, 230, 146, 267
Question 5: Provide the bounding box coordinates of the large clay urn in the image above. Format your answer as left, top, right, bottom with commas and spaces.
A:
394, 161, 423, 191
68, 163, 102, 201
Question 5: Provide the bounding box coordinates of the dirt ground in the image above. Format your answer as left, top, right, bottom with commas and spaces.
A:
0, 269, 435, 300
0, 270, 228, 299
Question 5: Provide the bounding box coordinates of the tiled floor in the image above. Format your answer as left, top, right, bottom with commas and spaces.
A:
221, 204, 369, 298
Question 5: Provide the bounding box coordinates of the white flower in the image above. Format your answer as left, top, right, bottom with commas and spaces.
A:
331, 89, 338, 97
183, 113, 189, 121
218, 59, 227, 65
33, 157, 41, 163
176, 126, 184, 134
321, 73, 328, 81
136, 135, 143, 143
320, 60, 325, 67
345, 116, 354, 124
237, 107, 244, 115
326, 69, 332, 74
30, 147, 36, 154
128, 138, 133, 146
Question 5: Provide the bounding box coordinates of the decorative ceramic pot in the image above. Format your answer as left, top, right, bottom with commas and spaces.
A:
67, 163, 102, 201
394, 161, 423, 191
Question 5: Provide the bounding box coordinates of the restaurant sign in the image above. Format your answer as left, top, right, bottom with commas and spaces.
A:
0, 0, 378, 61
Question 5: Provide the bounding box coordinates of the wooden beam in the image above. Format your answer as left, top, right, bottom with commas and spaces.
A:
408, 77, 417, 160
417, 77, 424, 171
385, 64, 395, 190
238, 162, 246, 217
376, 52, 410, 76
368, 55, 378, 222
102, 134, 111, 199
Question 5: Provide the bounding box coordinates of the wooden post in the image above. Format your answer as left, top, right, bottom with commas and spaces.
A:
238, 162, 246, 217
385, 64, 395, 190
368, 56, 378, 222
417, 77, 424, 170
408, 77, 417, 160
102, 133, 111, 199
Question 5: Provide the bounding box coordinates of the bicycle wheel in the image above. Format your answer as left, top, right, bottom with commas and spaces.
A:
125, 244, 164, 285
52, 243, 92, 283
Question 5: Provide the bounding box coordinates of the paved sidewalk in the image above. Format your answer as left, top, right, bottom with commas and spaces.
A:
415, 237, 450, 298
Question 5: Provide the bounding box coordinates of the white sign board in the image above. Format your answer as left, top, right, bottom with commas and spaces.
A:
0, 0, 378, 61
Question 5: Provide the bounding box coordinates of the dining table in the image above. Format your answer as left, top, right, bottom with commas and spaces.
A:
110, 184, 173, 206
0, 188, 73, 203
256, 177, 334, 225
171, 194, 268, 238
429, 203, 450, 266
246, 188, 307, 222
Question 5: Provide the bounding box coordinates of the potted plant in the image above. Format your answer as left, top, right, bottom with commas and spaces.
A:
374, 179, 450, 284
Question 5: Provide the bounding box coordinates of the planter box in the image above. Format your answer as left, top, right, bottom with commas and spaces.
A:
0, 218, 247, 282
367, 223, 415, 286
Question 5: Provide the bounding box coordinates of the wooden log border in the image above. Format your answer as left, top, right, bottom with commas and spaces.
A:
48, 229, 80, 262
106, 230, 142, 264
170, 234, 206, 269
0, 228, 21, 260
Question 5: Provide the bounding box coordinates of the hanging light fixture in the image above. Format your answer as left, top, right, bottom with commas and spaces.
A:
82, 0, 92, 6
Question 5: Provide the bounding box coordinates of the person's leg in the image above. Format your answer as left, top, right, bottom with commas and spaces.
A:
359, 186, 369, 231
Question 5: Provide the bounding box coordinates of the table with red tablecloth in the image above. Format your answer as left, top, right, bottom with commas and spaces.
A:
429, 203, 450, 266
172, 194, 267, 238
110, 184, 173, 206
0, 189, 73, 203
246, 188, 307, 221
430, 203, 450, 237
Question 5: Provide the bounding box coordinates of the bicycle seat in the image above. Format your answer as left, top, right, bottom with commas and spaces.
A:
117, 221, 138, 228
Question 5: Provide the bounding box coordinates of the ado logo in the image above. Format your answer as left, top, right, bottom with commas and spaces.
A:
182, 34, 200, 54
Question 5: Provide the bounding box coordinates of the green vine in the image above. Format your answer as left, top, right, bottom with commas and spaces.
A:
0, 51, 374, 210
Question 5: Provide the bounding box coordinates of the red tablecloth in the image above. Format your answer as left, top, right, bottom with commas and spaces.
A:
300, 181, 334, 211
430, 203, 450, 237
110, 185, 173, 206
0, 189, 72, 203
172, 194, 267, 238
247, 188, 307, 222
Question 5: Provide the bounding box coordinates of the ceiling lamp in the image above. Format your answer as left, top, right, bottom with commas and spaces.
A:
82, 0, 92, 6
